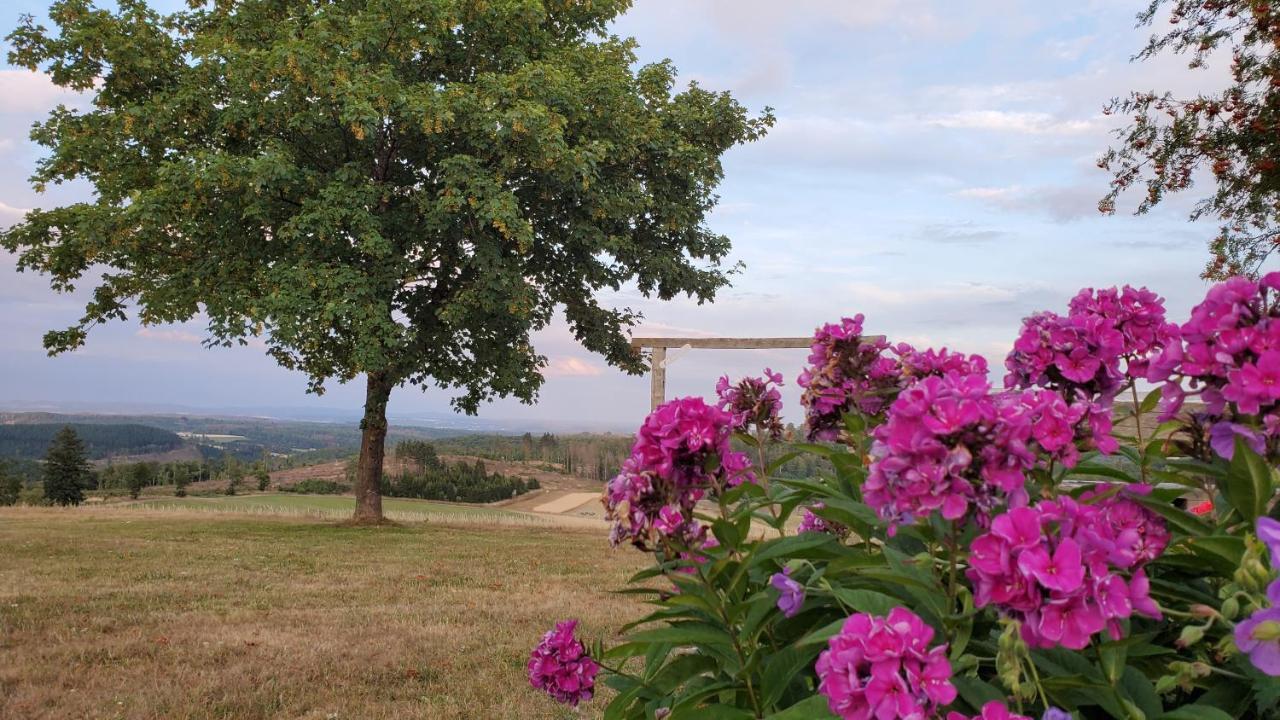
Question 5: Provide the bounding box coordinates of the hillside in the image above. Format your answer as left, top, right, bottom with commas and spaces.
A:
0, 423, 183, 460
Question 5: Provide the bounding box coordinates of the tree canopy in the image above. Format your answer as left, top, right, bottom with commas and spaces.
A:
1102, 0, 1280, 278
3, 0, 773, 520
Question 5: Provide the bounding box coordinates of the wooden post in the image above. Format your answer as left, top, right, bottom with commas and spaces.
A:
649, 346, 666, 411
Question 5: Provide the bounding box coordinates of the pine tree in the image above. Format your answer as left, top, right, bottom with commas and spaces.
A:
0, 465, 21, 506
43, 426, 89, 506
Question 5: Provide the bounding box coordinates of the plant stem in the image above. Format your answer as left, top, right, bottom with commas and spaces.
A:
1131, 382, 1148, 483
755, 430, 785, 538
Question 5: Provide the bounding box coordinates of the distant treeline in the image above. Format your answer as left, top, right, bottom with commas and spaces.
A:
434, 433, 634, 482
0, 423, 183, 460
375, 440, 539, 503
432, 430, 832, 482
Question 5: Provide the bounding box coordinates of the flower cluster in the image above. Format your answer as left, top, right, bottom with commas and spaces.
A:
1015, 388, 1091, 466
1236, 517, 1280, 675
865, 370, 1035, 531
716, 368, 785, 439
527, 620, 600, 706
1005, 285, 1175, 454
968, 492, 1166, 650
898, 344, 989, 380
816, 607, 957, 720
603, 397, 752, 549
797, 502, 850, 539
1067, 285, 1178, 379
945, 701, 1033, 720
799, 315, 901, 441
1147, 273, 1280, 459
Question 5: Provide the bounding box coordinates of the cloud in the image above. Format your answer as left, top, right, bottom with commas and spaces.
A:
846, 281, 1025, 307
136, 327, 202, 344
544, 355, 605, 377
920, 110, 1100, 135
953, 184, 1103, 222
0, 201, 31, 227
0, 70, 89, 114
914, 222, 1010, 245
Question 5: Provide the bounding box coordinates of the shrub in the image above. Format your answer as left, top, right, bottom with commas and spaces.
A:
528, 276, 1280, 719
0, 472, 20, 506
282, 479, 349, 495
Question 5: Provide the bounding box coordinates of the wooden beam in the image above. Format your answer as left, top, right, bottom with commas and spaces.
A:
649, 346, 666, 412
630, 337, 813, 351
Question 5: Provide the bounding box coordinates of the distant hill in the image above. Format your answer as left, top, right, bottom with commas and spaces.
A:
0, 423, 184, 460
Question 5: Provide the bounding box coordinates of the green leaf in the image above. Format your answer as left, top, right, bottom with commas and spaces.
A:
831, 588, 900, 615
1129, 494, 1212, 536
952, 676, 1008, 709
1154, 707, 1236, 720
760, 643, 822, 709
764, 695, 836, 719
1223, 437, 1275, 522
629, 623, 734, 649
672, 705, 754, 720
1120, 666, 1163, 719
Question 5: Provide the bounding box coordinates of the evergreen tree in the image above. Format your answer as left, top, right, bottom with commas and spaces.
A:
254, 464, 271, 492
43, 426, 89, 506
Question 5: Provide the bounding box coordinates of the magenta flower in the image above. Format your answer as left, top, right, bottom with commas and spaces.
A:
798, 315, 904, 441
1147, 273, 1280, 460
946, 700, 1034, 720
816, 608, 957, 720
528, 620, 600, 706
717, 368, 785, 439
1006, 286, 1175, 456
603, 397, 753, 549
798, 503, 850, 539
1259, 517, 1280, 564
770, 568, 805, 618
866, 369, 1035, 531
968, 493, 1166, 650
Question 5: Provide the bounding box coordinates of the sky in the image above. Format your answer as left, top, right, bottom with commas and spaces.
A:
0, 0, 1243, 429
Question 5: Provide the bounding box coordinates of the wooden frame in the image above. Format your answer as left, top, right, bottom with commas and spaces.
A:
629, 337, 814, 410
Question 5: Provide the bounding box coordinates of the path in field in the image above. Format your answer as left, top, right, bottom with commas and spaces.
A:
532, 492, 599, 514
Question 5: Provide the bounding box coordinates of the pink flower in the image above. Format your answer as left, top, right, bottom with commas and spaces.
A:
799, 315, 904, 441
717, 369, 785, 439
968, 494, 1167, 650
1018, 537, 1084, 593
528, 620, 600, 706
866, 369, 1035, 530
817, 608, 956, 720
798, 503, 850, 538
603, 397, 753, 549
1148, 274, 1280, 460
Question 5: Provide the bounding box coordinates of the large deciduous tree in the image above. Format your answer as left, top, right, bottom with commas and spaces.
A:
3, 0, 773, 522
1101, 0, 1280, 279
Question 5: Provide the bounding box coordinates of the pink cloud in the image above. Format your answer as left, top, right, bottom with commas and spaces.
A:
545, 356, 604, 377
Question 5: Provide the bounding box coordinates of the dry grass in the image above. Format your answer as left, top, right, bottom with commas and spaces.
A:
0, 507, 648, 720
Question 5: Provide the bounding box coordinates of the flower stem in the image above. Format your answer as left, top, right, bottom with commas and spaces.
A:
1131, 382, 1148, 483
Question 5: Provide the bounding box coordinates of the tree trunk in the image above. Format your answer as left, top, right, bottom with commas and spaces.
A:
353, 371, 393, 523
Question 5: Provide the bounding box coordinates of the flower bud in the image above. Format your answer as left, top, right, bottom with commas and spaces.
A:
1176, 624, 1206, 648
1189, 604, 1218, 619
1221, 596, 1240, 620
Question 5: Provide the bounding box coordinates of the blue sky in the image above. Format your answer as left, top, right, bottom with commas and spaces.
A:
0, 1, 1237, 428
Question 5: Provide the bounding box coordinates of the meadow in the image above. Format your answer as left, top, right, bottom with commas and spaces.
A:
0, 507, 646, 719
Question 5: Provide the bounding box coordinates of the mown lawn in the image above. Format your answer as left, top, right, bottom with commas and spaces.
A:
0, 507, 647, 719
132, 493, 523, 517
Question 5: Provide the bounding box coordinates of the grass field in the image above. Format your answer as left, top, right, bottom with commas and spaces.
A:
124, 493, 600, 528
0, 507, 647, 719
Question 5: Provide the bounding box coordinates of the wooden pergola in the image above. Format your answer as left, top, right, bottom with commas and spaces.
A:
629, 337, 813, 410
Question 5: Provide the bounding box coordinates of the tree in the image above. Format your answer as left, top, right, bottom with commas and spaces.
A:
0, 466, 20, 506
43, 425, 88, 506
1101, 0, 1280, 278
224, 457, 244, 496
253, 463, 270, 492
174, 472, 190, 498
126, 462, 154, 499
3, 0, 772, 523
